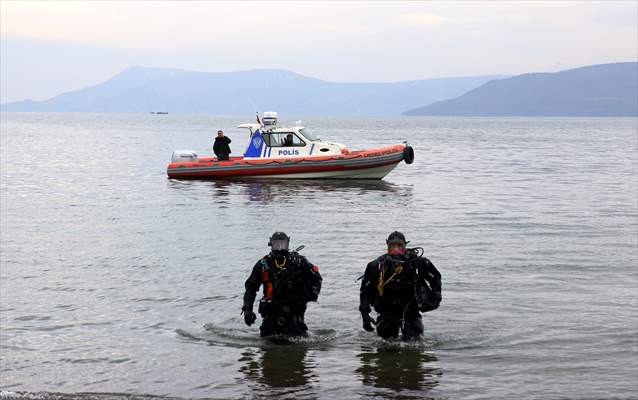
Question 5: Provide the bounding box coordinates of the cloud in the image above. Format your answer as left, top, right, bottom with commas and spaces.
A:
314, 23, 369, 33
1, 1, 636, 102
397, 12, 451, 29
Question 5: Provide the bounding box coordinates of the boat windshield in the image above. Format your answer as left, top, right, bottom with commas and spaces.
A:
299, 128, 319, 141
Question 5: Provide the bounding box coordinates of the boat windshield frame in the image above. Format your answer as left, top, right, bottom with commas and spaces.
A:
299, 128, 319, 142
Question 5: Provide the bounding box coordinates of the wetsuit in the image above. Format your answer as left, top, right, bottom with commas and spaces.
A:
243, 252, 322, 337
359, 251, 441, 340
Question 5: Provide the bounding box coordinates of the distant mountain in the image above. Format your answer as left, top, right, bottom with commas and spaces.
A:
0, 66, 502, 116
403, 62, 638, 117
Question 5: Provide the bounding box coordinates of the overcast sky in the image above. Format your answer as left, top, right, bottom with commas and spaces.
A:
1, 0, 637, 103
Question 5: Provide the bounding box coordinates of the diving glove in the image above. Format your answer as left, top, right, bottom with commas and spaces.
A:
243, 309, 256, 326
361, 312, 376, 332
307, 288, 319, 302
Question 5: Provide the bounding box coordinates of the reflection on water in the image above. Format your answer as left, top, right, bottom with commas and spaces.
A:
356, 345, 441, 399
239, 180, 408, 204
211, 181, 232, 203
167, 178, 413, 204
238, 344, 318, 398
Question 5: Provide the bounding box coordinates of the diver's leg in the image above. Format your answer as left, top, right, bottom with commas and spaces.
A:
259, 315, 275, 337
298, 313, 308, 333
401, 307, 424, 340
279, 303, 307, 337
290, 313, 308, 337
375, 314, 401, 339
280, 310, 308, 337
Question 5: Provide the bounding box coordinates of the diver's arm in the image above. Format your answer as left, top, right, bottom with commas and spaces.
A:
416, 257, 442, 311
422, 258, 442, 294
359, 262, 378, 312
301, 257, 322, 301
359, 285, 371, 314
359, 262, 378, 331
242, 262, 262, 312
241, 261, 263, 326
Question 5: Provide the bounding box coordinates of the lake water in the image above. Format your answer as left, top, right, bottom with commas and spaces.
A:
1, 113, 637, 399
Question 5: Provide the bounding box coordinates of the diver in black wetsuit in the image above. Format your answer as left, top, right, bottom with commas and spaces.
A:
242, 232, 322, 337
359, 231, 442, 340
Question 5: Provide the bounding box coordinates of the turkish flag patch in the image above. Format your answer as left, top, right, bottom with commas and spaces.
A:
313, 265, 319, 273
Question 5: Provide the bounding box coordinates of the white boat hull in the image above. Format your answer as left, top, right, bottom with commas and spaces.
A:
251, 162, 401, 179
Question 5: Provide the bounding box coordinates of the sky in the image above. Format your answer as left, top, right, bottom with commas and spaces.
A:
1, 0, 637, 103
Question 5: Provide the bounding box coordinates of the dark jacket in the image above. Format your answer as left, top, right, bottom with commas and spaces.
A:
359, 252, 441, 316
243, 252, 322, 313
213, 136, 232, 155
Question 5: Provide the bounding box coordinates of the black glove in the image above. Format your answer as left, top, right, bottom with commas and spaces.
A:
361, 312, 376, 332
416, 284, 441, 312
243, 309, 256, 326
307, 288, 319, 302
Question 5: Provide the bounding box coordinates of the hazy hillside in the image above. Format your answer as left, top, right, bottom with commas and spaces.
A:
403, 62, 638, 117
1, 67, 502, 116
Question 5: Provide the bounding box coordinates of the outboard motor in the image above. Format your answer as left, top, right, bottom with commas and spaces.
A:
171, 150, 198, 163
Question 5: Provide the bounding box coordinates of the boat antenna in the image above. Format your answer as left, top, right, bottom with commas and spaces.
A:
246, 96, 263, 127
247, 96, 260, 115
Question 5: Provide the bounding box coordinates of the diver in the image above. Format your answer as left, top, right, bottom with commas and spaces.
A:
242, 232, 322, 337
359, 231, 442, 340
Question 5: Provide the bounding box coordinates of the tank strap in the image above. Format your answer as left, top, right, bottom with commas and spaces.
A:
377, 261, 404, 297
377, 260, 385, 296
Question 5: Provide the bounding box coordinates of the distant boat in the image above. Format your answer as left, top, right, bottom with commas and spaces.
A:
150, 111, 169, 114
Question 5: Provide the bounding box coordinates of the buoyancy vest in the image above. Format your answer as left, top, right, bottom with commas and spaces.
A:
260, 254, 301, 300
376, 256, 416, 298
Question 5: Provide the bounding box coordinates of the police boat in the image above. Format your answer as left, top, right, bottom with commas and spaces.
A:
167, 112, 414, 180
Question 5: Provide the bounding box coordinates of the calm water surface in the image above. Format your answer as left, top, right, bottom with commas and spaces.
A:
1, 113, 637, 399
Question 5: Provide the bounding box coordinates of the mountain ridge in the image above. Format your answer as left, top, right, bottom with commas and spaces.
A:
403, 62, 638, 117
1, 67, 504, 116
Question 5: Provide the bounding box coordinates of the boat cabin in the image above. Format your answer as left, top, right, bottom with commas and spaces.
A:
238, 112, 347, 159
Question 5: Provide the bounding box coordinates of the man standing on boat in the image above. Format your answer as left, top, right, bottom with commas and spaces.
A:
213, 130, 232, 161
242, 232, 322, 337
359, 231, 442, 340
